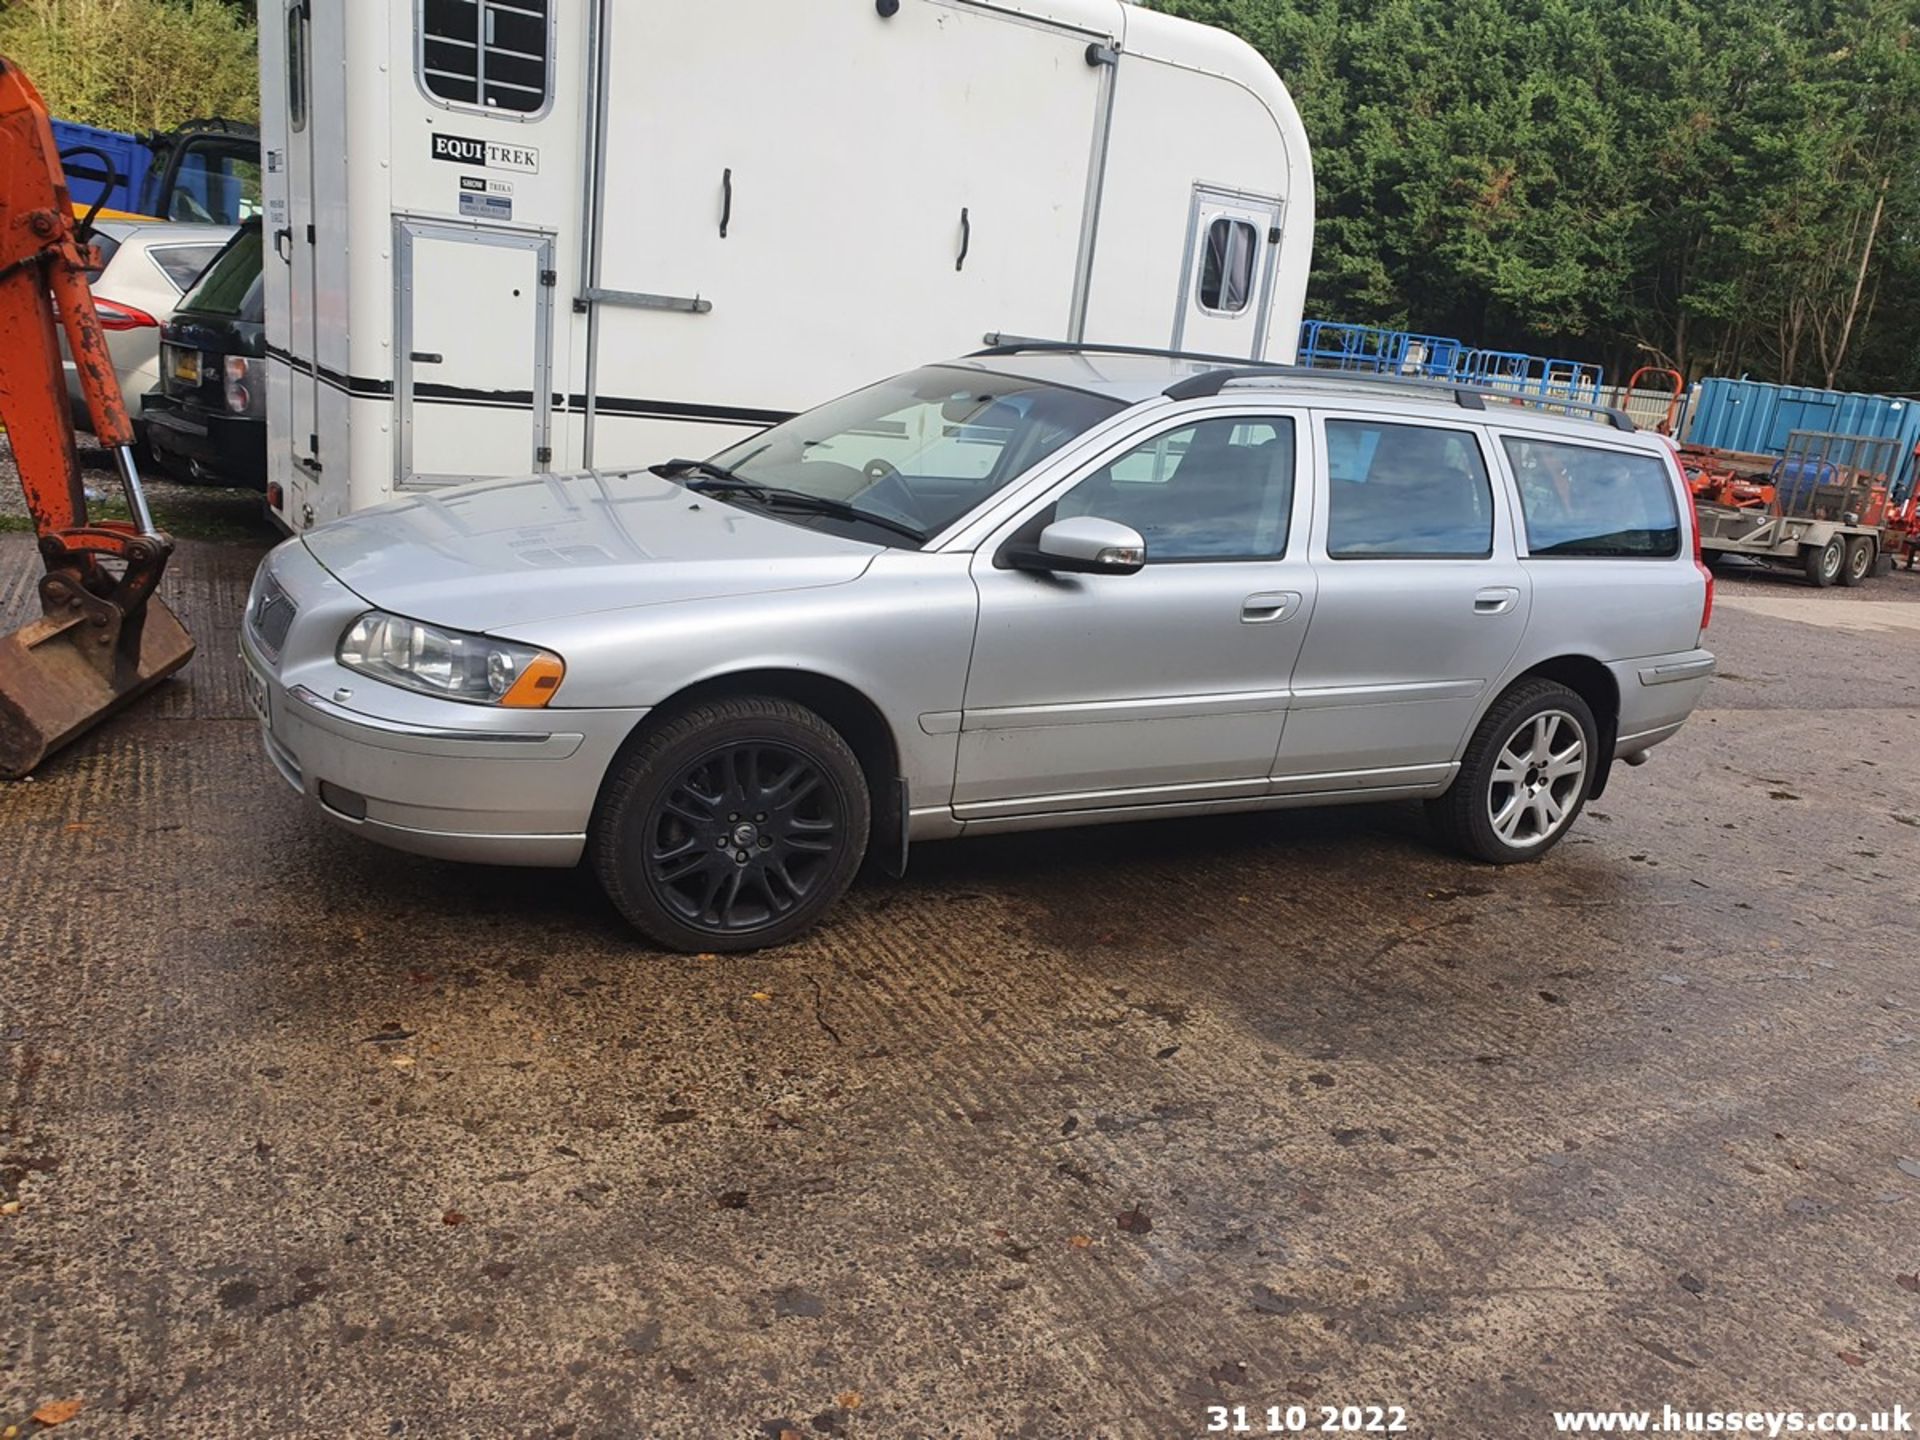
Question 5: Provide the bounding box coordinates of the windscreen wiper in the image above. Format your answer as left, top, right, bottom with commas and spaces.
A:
650, 457, 770, 499
754, 489, 926, 544
652, 458, 926, 545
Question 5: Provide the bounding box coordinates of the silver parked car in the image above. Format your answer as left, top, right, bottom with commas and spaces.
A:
242, 347, 1716, 951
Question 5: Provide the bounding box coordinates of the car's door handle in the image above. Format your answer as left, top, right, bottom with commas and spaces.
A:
1242, 590, 1301, 624
409, 351, 444, 365
1473, 586, 1521, 616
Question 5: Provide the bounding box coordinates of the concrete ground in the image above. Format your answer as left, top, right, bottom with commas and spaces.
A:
2, 520, 1918, 1439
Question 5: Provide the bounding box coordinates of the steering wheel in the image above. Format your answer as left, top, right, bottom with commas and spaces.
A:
856, 458, 932, 528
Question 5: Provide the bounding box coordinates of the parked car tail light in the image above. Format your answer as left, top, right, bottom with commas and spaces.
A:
1662, 436, 1712, 636
1686, 465, 1713, 634
1694, 521, 1714, 635
94, 298, 159, 331
224, 355, 252, 415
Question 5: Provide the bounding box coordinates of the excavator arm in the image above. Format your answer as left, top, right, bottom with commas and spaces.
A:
0, 56, 194, 779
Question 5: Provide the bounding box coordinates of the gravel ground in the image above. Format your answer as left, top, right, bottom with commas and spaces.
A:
0, 433, 274, 543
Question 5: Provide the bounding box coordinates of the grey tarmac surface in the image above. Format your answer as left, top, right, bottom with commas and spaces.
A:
2, 528, 1918, 1439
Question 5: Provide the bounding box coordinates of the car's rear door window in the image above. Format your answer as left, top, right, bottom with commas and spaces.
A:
1325, 420, 1494, 558
1502, 436, 1682, 558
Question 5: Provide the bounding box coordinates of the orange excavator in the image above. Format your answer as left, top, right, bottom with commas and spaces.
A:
0, 57, 193, 779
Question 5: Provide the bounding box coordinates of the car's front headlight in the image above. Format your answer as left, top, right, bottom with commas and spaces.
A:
337, 612, 565, 708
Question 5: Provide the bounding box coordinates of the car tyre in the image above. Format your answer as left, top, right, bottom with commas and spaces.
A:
591, 697, 870, 953
1840, 535, 1875, 587
1804, 536, 1845, 588
1428, 679, 1598, 865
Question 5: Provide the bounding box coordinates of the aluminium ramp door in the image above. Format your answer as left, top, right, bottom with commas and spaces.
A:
395, 219, 556, 486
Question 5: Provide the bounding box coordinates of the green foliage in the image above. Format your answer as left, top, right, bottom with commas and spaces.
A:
0, 0, 258, 133
1151, 0, 1920, 389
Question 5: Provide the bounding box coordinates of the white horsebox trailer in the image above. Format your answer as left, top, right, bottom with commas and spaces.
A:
256, 0, 1314, 530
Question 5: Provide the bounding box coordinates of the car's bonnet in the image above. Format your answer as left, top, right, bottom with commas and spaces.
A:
301, 468, 882, 631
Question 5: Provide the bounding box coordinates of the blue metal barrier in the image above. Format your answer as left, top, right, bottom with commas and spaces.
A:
1298, 321, 1604, 404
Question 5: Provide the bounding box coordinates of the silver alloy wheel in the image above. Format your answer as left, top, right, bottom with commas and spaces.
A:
1486, 708, 1588, 849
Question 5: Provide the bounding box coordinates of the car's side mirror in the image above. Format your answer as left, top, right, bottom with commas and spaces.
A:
1004, 516, 1147, 576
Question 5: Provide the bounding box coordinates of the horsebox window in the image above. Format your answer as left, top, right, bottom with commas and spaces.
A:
1199, 218, 1259, 314
419, 0, 553, 115
286, 2, 307, 133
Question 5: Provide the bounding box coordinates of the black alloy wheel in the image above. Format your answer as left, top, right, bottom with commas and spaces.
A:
592, 697, 870, 952
647, 741, 842, 933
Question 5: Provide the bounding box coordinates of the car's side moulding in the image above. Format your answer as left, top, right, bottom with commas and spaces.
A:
1638, 655, 1716, 686
1289, 678, 1484, 710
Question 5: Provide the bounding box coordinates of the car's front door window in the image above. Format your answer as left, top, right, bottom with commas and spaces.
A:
1049, 416, 1297, 561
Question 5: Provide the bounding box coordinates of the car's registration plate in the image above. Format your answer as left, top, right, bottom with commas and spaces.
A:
241, 655, 270, 728
170, 346, 201, 385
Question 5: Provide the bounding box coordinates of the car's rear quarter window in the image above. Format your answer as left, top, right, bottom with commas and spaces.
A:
1503, 436, 1681, 558
85, 231, 122, 283
149, 243, 225, 293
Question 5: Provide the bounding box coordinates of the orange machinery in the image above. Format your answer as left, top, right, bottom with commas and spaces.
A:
0, 56, 193, 779
1680, 445, 1780, 511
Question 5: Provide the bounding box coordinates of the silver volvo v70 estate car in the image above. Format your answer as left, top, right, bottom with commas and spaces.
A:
242, 345, 1716, 952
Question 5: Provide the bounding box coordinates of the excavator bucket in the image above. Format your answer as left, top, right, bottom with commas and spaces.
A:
0, 591, 195, 780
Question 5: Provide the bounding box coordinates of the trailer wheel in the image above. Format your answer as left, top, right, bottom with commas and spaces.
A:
1840, 536, 1876, 587
1804, 536, 1845, 588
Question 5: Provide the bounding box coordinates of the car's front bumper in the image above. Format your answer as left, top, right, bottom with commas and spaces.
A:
242, 539, 643, 868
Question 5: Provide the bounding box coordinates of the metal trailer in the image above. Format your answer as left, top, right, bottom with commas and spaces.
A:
1695, 430, 1896, 588
1686, 377, 1920, 501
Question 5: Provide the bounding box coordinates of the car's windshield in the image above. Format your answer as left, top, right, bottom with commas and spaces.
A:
705, 366, 1124, 545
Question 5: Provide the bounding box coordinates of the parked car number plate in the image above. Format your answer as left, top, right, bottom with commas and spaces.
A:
241, 656, 270, 728
169, 346, 202, 384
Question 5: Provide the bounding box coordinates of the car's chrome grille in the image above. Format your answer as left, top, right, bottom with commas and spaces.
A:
247, 568, 297, 660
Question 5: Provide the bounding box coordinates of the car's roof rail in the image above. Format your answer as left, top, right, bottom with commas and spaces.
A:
973, 334, 1262, 366
971, 335, 1637, 433
1165, 365, 1639, 433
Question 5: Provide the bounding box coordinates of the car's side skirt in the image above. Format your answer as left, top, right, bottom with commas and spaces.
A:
951, 769, 1458, 837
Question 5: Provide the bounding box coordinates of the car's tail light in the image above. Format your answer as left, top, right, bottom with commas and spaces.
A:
224, 355, 252, 415
1663, 436, 1712, 637
94, 298, 159, 331
1690, 485, 1714, 635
